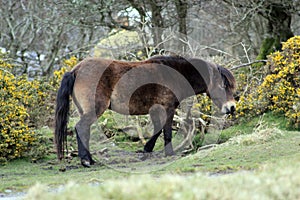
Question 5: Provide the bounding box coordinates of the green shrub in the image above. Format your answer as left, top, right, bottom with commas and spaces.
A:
236, 36, 300, 129
0, 54, 78, 163
0, 56, 36, 163
50, 56, 77, 88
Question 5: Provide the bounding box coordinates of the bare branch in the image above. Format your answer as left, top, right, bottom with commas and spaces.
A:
230, 60, 267, 70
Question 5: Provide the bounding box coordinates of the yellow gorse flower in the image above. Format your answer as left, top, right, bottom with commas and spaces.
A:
0, 55, 78, 162
236, 36, 300, 129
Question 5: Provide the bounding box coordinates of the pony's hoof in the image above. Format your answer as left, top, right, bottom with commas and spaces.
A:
81, 159, 91, 168
81, 158, 96, 167
90, 158, 96, 165
165, 146, 175, 156
140, 152, 152, 161
143, 146, 153, 153
165, 151, 175, 156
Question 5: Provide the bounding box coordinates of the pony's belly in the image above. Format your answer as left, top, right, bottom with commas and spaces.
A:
109, 90, 149, 115
109, 82, 178, 115
109, 101, 150, 115
110, 90, 172, 115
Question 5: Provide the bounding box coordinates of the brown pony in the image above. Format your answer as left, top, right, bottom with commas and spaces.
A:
55, 55, 236, 167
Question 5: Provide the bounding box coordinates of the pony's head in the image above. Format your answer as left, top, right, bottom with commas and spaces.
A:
206, 65, 236, 114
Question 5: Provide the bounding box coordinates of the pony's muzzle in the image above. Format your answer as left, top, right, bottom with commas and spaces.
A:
221, 101, 236, 114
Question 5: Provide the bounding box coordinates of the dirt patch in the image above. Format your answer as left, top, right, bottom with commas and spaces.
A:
68, 148, 180, 173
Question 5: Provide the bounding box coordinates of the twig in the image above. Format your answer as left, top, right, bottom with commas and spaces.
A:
178, 38, 197, 57
241, 42, 251, 63
230, 60, 267, 70
174, 118, 196, 152
199, 45, 232, 56
137, 117, 147, 145
0, 67, 14, 75
197, 144, 217, 151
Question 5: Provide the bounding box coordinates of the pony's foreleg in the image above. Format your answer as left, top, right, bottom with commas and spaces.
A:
75, 113, 96, 167
163, 110, 175, 156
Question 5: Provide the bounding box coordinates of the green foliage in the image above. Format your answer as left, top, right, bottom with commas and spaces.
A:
50, 56, 77, 88
97, 110, 119, 138
220, 113, 290, 144
236, 36, 300, 129
0, 55, 78, 163
192, 95, 212, 120
191, 131, 204, 149
256, 37, 280, 60
0, 56, 36, 163
94, 30, 143, 60
24, 127, 54, 161
16, 76, 53, 127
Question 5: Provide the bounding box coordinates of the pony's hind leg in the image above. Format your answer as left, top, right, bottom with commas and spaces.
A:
75, 112, 97, 167
143, 124, 162, 153
144, 104, 165, 153
163, 109, 175, 156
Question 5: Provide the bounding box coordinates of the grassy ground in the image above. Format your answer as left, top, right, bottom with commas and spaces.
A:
1, 113, 300, 199
26, 156, 300, 200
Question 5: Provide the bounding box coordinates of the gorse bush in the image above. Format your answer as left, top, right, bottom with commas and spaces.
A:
16, 76, 52, 128
193, 95, 212, 120
236, 36, 300, 129
0, 56, 36, 162
0, 55, 78, 163
50, 56, 77, 88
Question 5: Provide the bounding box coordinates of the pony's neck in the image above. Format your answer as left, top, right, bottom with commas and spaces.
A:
179, 58, 209, 95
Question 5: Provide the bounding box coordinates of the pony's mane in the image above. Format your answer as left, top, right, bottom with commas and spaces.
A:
147, 55, 188, 65
147, 55, 236, 91
217, 66, 236, 90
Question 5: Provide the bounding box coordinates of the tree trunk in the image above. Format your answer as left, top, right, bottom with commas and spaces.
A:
257, 2, 294, 60
174, 0, 188, 52
148, 0, 164, 50
174, 0, 188, 36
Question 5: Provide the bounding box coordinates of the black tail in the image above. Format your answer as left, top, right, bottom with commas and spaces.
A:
55, 72, 75, 160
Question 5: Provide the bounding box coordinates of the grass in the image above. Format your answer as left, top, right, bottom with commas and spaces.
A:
26, 156, 300, 200
168, 130, 300, 174
218, 112, 290, 143
0, 158, 132, 193
1, 112, 300, 199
